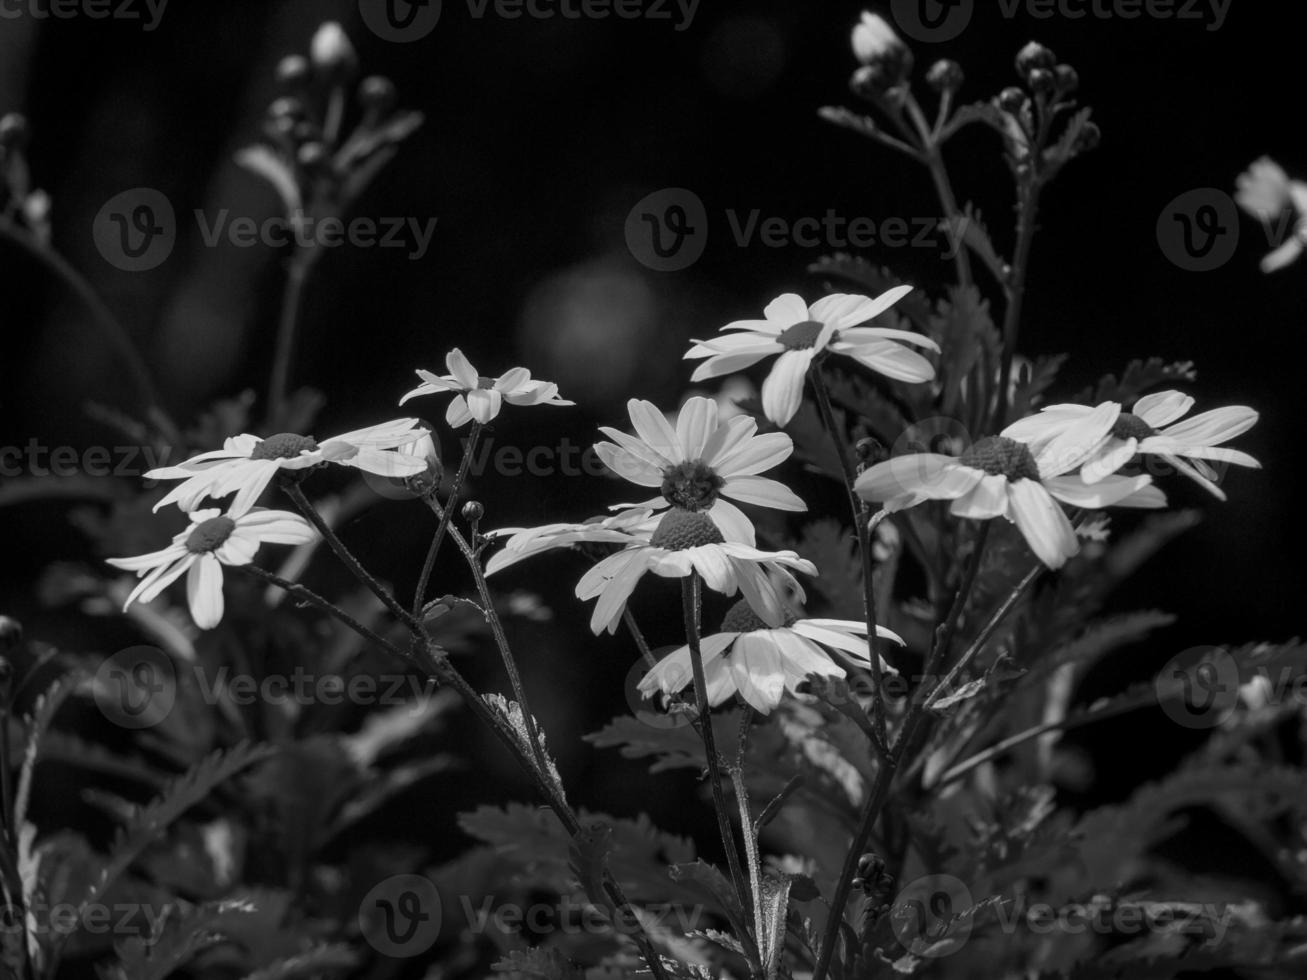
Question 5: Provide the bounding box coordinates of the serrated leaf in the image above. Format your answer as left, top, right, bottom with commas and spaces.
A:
1073, 358, 1198, 407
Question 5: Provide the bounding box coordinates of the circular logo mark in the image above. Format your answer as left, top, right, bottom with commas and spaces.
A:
93, 646, 177, 729
1156, 645, 1240, 730
359, 874, 442, 957
624, 649, 697, 730
625, 188, 708, 272
93, 188, 176, 272
1157, 189, 1239, 272
890, 0, 974, 43
877, 416, 971, 499
359, 0, 442, 43
888, 873, 973, 957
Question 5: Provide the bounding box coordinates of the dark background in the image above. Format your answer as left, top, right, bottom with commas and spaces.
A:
0, 0, 1301, 858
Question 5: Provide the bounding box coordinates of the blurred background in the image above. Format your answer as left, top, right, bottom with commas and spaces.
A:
0, 0, 1302, 868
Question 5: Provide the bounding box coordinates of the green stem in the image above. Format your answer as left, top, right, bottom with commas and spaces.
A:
681, 574, 753, 921
413, 423, 482, 618
733, 712, 767, 961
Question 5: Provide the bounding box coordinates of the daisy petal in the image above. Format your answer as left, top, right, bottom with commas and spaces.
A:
1132, 390, 1195, 428
628, 400, 683, 462
1007, 478, 1078, 569
760, 349, 814, 427
445, 349, 479, 389
721, 475, 807, 511
187, 555, 226, 629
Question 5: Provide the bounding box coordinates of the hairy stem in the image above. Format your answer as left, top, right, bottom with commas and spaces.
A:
413, 423, 482, 618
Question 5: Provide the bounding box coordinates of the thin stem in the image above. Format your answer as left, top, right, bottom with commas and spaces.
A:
810, 523, 990, 980
732, 712, 766, 972
237, 564, 406, 660
623, 609, 660, 671
268, 252, 313, 430
809, 366, 889, 749
0, 223, 159, 412
282, 482, 425, 635
680, 574, 752, 916
413, 423, 482, 618
993, 184, 1041, 429
904, 93, 972, 289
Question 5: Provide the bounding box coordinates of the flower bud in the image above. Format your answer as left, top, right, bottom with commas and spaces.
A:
851, 12, 913, 86
359, 76, 397, 117
297, 142, 328, 169
1028, 68, 1056, 96
855, 437, 884, 464
0, 113, 28, 150
276, 55, 311, 87
1074, 121, 1101, 153
926, 59, 964, 94
310, 22, 358, 80
1015, 41, 1056, 77
1054, 64, 1079, 94
0, 615, 23, 653
269, 97, 307, 122
997, 87, 1027, 114
462, 501, 485, 524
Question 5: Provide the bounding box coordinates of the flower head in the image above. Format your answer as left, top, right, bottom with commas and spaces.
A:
400, 349, 573, 428
595, 396, 805, 545
1235, 157, 1307, 272
107, 508, 317, 629
685, 289, 937, 427
1002, 391, 1260, 501
638, 598, 903, 714
147, 419, 431, 517
856, 403, 1165, 569
573, 508, 816, 635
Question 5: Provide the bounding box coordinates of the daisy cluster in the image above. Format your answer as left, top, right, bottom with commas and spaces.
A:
110, 285, 1259, 714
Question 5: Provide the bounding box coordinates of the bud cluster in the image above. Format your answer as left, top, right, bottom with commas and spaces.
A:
992, 42, 1100, 179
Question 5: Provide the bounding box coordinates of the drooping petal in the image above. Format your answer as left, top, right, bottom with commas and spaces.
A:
445, 395, 475, 428
760, 349, 814, 427
844, 340, 936, 383
1007, 479, 1078, 569
1079, 437, 1138, 484
1044, 473, 1154, 509
1031, 401, 1119, 478
721, 475, 807, 511
187, 555, 226, 629
465, 388, 504, 424
689, 351, 776, 382
856, 456, 981, 506
949, 473, 1009, 520
728, 633, 788, 713
493, 367, 531, 393
445, 348, 479, 389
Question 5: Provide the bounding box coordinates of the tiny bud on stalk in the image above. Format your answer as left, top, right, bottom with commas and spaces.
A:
926, 59, 964, 94
275, 55, 311, 87
310, 22, 358, 81
1015, 41, 1056, 77
462, 501, 485, 524
0, 113, 28, 150
359, 76, 397, 117
851, 12, 914, 88
1028, 68, 1056, 97
997, 87, 1027, 113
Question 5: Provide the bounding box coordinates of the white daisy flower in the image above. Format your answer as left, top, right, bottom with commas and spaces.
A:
483, 508, 661, 576
1235, 157, 1307, 273
594, 396, 806, 547
855, 403, 1166, 569
638, 598, 904, 715
574, 508, 817, 636
399, 348, 573, 428
684, 288, 938, 427
851, 12, 906, 66
107, 508, 318, 629
1002, 391, 1260, 501
147, 419, 431, 517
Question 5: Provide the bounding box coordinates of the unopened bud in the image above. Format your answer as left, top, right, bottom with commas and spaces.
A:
851, 12, 913, 87
297, 142, 328, 168
359, 76, 397, 118
997, 87, 1027, 114
0, 113, 28, 150
310, 22, 358, 80
462, 501, 484, 524
855, 437, 884, 464
1028, 68, 1056, 96
0, 615, 23, 653
1015, 41, 1056, 77
275, 55, 311, 87
269, 97, 307, 122
1074, 121, 1101, 153
926, 60, 964, 94
1054, 64, 1079, 94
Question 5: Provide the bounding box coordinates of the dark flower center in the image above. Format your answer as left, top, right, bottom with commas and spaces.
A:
477, 376, 498, 390
660, 459, 725, 512
1112, 412, 1156, 441
777, 319, 828, 351
957, 436, 1041, 482
185, 516, 236, 554
649, 508, 725, 551
719, 598, 795, 633
251, 433, 319, 461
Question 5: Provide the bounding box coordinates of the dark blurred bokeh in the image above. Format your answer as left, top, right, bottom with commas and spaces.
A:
1, 0, 1302, 859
